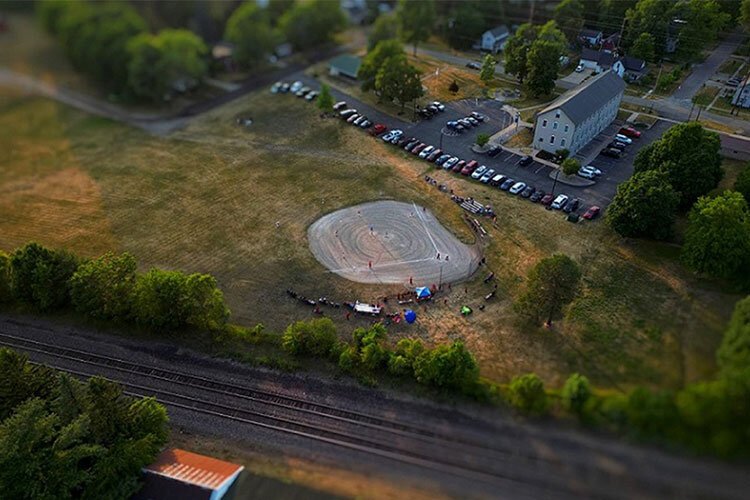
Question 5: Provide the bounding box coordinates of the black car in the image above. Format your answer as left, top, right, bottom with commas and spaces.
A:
563, 198, 580, 214
601, 147, 622, 158
487, 146, 502, 157
529, 190, 545, 203
519, 155, 533, 166
404, 140, 420, 151
608, 141, 626, 150
396, 136, 414, 147
500, 178, 515, 191
520, 186, 535, 198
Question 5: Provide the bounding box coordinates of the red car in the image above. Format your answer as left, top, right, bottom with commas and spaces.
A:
411, 143, 427, 155
541, 193, 555, 206
582, 205, 601, 219
370, 124, 387, 136
619, 126, 641, 138
426, 149, 442, 161
465, 159, 478, 170
452, 160, 465, 173
460, 163, 476, 176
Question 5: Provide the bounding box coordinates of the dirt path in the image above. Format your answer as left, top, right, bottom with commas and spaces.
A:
308, 200, 480, 285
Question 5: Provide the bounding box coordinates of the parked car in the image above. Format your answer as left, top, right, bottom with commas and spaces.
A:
279, 82, 290, 93
530, 190, 545, 202
436, 154, 451, 166
519, 155, 533, 166
370, 124, 387, 135
360, 120, 372, 128
419, 109, 434, 119
390, 133, 403, 144
582, 205, 601, 219
563, 198, 580, 213
575, 63, 584, 72
541, 193, 555, 206
353, 115, 366, 126
581, 165, 602, 176
466, 117, 479, 126
500, 178, 515, 191
619, 126, 641, 138
490, 174, 506, 187
487, 146, 502, 157
480, 169, 495, 183
466, 61, 482, 70
459, 118, 474, 128
295, 86, 310, 97
453, 160, 466, 173
615, 134, 633, 144
470, 111, 486, 122
333, 101, 347, 111
608, 141, 626, 150
412, 143, 428, 155
404, 140, 419, 151
520, 185, 535, 198
347, 113, 360, 123
396, 136, 413, 146
551, 194, 569, 209
461, 162, 476, 175
465, 160, 478, 170
418, 145, 435, 158
270, 82, 282, 93
432, 101, 445, 112
305, 91, 319, 101
427, 149, 443, 161
601, 147, 622, 158
444, 157, 459, 169
381, 130, 398, 142
340, 108, 357, 118
290, 81, 303, 92
470, 165, 487, 179
428, 105, 440, 114
509, 181, 527, 194
577, 168, 596, 180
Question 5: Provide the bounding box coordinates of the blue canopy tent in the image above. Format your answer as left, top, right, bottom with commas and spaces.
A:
404, 310, 417, 324
415, 287, 432, 300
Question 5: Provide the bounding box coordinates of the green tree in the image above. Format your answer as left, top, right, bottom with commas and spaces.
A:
0, 251, 11, 303
561, 158, 580, 176
413, 341, 479, 390
388, 338, 424, 377
553, 0, 585, 43
281, 318, 338, 357
504, 23, 538, 82
742, 0, 750, 29
476, 133, 490, 147
225, 2, 278, 68
515, 254, 582, 326
625, 0, 673, 56
9, 242, 79, 311
396, 0, 436, 56
358, 39, 404, 91
717, 296, 750, 373
633, 122, 723, 210
266, 0, 296, 25
317, 83, 334, 113
630, 32, 656, 62
526, 38, 564, 96
184, 273, 230, 330
626, 387, 680, 440
675, 0, 730, 60
562, 373, 591, 416
446, 2, 486, 50
368, 12, 398, 51
69, 252, 137, 322
0, 348, 55, 421
280, 0, 346, 50
375, 55, 424, 110
682, 191, 750, 288
479, 54, 497, 87
606, 170, 680, 239
508, 373, 549, 415
734, 163, 750, 204
36, 0, 71, 35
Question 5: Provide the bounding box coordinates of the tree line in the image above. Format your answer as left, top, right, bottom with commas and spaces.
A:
0, 348, 169, 498
36, 0, 346, 102
0, 242, 229, 332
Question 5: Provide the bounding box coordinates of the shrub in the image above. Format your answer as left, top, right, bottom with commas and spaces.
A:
507, 373, 548, 415
413, 341, 479, 391
9, 242, 79, 311
561, 373, 591, 416
69, 252, 137, 321
0, 251, 11, 303
476, 133, 490, 147
281, 318, 337, 357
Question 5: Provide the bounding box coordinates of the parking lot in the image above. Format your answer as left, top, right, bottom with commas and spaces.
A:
291, 72, 670, 214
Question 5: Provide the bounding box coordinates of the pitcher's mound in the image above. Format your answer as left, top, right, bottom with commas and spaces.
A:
308, 201, 480, 285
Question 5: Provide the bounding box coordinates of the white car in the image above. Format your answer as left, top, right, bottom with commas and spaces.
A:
480, 169, 495, 183
290, 80, 303, 93
583, 165, 602, 176
270, 81, 282, 93
353, 115, 366, 126
471, 165, 487, 179
333, 101, 347, 111
575, 64, 584, 73
577, 168, 596, 180
551, 194, 569, 209
339, 108, 357, 118
431, 101, 445, 112
615, 134, 633, 144
381, 131, 396, 142
418, 146, 435, 159
509, 181, 527, 194
444, 157, 459, 169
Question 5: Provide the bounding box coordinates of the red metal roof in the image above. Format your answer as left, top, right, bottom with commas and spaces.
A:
145, 448, 243, 490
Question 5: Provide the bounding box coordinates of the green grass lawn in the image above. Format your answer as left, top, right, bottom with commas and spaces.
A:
0, 86, 740, 391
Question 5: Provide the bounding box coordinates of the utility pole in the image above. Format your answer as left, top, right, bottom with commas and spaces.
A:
529, 0, 535, 24
617, 16, 627, 51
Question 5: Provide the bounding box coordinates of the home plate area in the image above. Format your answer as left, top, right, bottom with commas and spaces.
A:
307, 200, 480, 285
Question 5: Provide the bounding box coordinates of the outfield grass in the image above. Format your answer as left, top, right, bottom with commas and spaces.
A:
0, 85, 740, 391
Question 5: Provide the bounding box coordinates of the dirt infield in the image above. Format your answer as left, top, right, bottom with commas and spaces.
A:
308, 201, 480, 286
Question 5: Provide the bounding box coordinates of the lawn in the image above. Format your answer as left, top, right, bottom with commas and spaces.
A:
0, 86, 740, 392
718, 58, 743, 76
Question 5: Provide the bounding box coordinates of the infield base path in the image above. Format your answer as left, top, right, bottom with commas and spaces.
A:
308, 201, 480, 286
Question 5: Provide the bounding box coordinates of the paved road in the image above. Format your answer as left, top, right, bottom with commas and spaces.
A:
671, 32, 744, 102
3, 313, 750, 500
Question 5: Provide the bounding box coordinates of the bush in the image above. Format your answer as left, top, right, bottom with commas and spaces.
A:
9, 242, 79, 311
387, 338, 424, 377
561, 373, 591, 416
69, 252, 137, 321
281, 318, 338, 357
0, 251, 11, 303
507, 373, 548, 415
413, 341, 479, 391
735, 163, 750, 205
476, 133, 490, 147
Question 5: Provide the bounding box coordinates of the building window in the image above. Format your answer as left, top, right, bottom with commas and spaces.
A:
564, 124, 569, 132
553, 122, 558, 130
555, 110, 561, 118
550, 135, 555, 145
561, 138, 566, 147
542, 119, 548, 127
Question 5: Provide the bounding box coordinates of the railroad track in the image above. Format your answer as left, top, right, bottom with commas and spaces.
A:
0, 331, 577, 495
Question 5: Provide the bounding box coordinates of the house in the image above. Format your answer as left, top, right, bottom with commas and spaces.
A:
533, 70, 625, 156
133, 449, 244, 500
666, 19, 687, 54
731, 77, 750, 108
601, 33, 620, 52
620, 56, 648, 82
579, 48, 624, 77
578, 28, 603, 47
481, 25, 510, 53
328, 54, 362, 80
212, 42, 236, 72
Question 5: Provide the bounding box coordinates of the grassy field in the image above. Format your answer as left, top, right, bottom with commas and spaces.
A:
0, 81, 741, 391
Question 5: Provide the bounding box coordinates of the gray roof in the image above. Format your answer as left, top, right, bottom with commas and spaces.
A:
486, 25, 509, 38
538, 70, 625, 126
621, 56, 646, 72
580, 48, 617, 67
329, 54, 361, 77
579, 28, 602, 39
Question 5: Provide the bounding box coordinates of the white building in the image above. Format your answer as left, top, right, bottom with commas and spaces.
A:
480, 25, 510, 53
533, 70, 625, 155
732, 78, 750, 108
